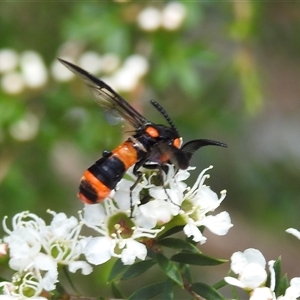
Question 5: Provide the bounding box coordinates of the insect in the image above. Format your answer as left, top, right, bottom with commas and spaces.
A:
59, 58, 227, 205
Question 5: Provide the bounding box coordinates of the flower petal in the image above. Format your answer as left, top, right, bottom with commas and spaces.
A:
239, 263, 267, 289
121, 240, 147, 265
243, 248, 266, 267
42, 266, 58, 291
68, 261, 93, 275
250, 287, 274, 300
83, 203, 106, 225
230, 251, 249, 274
34, 253, 56, 271
137, 199, 174, 228
230, 249, 266, 276
84, 237, 113, 265
200, 211, 233, 235
183, 223, 207, 244
286, 228, 300, 240
224, 276, 246, 288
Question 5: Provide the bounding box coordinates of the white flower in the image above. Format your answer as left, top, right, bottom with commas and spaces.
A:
82, 199, 162, 265
0, 269, 47, 299
161, 2, 187, 30
277, 277, 300, 300
9, 112, 39, 141
20, 51, 48, 88
249, 260, 276, 300
178, 166, 232, 242
250, 287, 275, 300
3, 212, 45, 272
224, 248, 267, 290
137, 3, 186, 32
0, 49, 18, 73
2, 210, 91, 293
1, 72, 25, 94
101, 53, 120, 73
51, 58, 75, 82
40, 210, 92, 274
111, 54, 149, 92
137, 7, 161, 31
225, 252, 300, 299
78, 51, 102, 74
114, 164, 231, 244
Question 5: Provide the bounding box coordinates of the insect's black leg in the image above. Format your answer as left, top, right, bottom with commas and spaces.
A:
102, 150, 112, 158
129, 159, 147, 217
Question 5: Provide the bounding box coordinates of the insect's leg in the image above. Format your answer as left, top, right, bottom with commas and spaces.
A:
102, 150, 112, 157
129, 159, 147, 217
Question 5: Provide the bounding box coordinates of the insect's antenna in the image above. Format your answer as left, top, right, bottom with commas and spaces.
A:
150, 100, 180, 137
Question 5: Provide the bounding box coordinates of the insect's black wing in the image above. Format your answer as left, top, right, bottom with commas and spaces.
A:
58, 58, 150, 129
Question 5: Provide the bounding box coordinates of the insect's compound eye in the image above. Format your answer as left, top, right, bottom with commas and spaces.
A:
145, 126, 159, 138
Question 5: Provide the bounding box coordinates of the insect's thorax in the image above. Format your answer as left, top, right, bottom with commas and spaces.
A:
131, 124, 181, 155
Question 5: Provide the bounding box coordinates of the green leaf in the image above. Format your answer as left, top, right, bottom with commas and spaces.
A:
121, 259, 156, 280
191, 282, 225, 300
273, 257, 282, 294
171, 252, 227, 266
157, 237, 200, 253
276, 274, 289, 297
127, 282, 165, 300
157, 226, 184, 239
156, 253, 183, 287
162, 279, 174, 300
108, 258, 128, 281
146, 248, 156, 259
111, 280, 124, 299
266, 257, 284, 295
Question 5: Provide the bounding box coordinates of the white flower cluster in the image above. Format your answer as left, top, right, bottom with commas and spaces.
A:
0, 211, 92, 299
82, 165, 232, 266
0, 46, 149, 143
0, 49, 45, 142
137, 2, 187, 31
225, 248, 300, 300
0, 49, 48, 95
0, 165, 232, 298
53, 49, 149, 93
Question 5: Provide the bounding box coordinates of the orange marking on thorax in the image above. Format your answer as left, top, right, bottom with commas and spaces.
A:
145, 126, 159, 138
112, 141, 138, 170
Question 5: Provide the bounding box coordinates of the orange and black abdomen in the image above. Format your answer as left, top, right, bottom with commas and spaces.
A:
78, 141, 140, 204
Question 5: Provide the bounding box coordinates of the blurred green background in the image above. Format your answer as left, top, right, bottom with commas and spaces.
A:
1, 1, 300, 297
